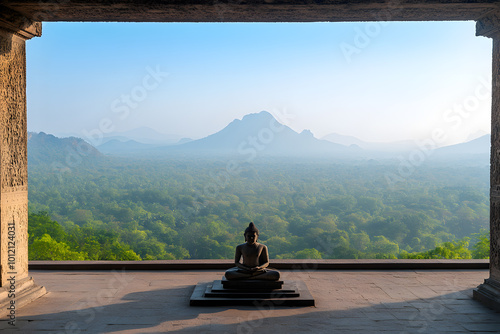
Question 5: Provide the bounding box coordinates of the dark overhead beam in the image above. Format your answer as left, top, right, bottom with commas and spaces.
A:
1, 0, 499, 22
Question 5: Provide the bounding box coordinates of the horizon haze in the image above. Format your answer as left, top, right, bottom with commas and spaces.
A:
28, 110, 491, 165
27, 21, 492, 147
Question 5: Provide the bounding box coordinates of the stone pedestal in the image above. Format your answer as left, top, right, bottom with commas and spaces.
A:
0, 7, 45, 315
220, 277, 284, 290
474, 10, 500, 311
190, 277, 315, 306
474, 278, 500, 311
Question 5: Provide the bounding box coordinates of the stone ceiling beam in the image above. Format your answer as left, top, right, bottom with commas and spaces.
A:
1, 0, 499, 22
0, 6, 41, 39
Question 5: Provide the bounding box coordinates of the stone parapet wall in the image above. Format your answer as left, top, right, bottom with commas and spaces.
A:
28, 259, 490, 271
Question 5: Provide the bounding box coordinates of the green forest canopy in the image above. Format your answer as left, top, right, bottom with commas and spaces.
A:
28, 157, 490, 260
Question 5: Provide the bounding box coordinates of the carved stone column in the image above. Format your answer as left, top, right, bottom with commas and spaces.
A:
0, 6, 45, 316
474, 10, 500, 311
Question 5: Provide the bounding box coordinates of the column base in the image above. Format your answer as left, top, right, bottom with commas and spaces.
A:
473, 278, 500, 312
0, 277, 46, 318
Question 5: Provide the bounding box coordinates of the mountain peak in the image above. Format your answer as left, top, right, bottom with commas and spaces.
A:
28, 131, 102, 166
300, 129, 314, 138
170, 110, 352, 157
241, 111, 274, 122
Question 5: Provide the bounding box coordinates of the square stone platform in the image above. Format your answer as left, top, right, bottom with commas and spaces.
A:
190, 278, 314, 306
1, 269, 500, 333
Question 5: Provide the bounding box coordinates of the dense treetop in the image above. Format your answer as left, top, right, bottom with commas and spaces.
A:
28, 153, 490, 260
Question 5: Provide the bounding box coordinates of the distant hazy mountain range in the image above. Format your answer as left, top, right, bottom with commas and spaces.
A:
321, 133, 417, 152
321, 131, 491, 159
159, 111, 355, 158
97, 139, 158, 155
99, 127, 185, 146
28, 132, 102, 166
28, 111, 491, 163
433, 134, 490, 156
54, 127, 184, 146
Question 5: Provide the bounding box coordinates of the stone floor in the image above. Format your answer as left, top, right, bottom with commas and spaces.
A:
1, 269, 499, 333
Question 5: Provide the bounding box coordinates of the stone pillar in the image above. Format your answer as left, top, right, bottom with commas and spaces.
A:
0, 6, 45, 315
474, 10, 500, 311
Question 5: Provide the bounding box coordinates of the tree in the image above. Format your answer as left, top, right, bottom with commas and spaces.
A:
357, 196, 383, 215
294, 248, 322, 259
29, 234, 87, 260
365, 217, 408, 244
27, 157, 490, 261
28, 211, 67, 244
400, 238, 472, 259
367, 236, 399, 258
102, 241, 142, 260
351, 232, 370, 252
472, 230, 490, 259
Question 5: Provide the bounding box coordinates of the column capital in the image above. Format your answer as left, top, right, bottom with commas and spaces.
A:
0, 5, 41, 40
477, 9, 500, 39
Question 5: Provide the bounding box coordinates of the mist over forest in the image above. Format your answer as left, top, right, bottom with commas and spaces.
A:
27, 112, 491, 261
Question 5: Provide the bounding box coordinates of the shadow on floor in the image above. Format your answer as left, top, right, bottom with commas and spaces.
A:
157, 289, 500, 334
2, 286, 500, 333
1, 285, 199, 332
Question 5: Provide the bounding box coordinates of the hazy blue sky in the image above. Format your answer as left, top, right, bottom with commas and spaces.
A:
27, 21, 492, 145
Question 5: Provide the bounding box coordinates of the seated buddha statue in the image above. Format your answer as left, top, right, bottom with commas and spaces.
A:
224, 222, 280, 281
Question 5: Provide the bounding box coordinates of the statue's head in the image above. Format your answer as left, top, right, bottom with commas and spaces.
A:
244, 222, 259, 244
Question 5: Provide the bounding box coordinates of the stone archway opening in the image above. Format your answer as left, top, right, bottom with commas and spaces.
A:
1, 0, 500, 311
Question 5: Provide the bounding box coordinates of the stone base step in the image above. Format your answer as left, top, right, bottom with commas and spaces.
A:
474, 278, 500, 312
0, 276, 47, 318
212, 280, 297, 293
190, 280, 314, 306
221, 277, 284, 290
205, 282, 300, 298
